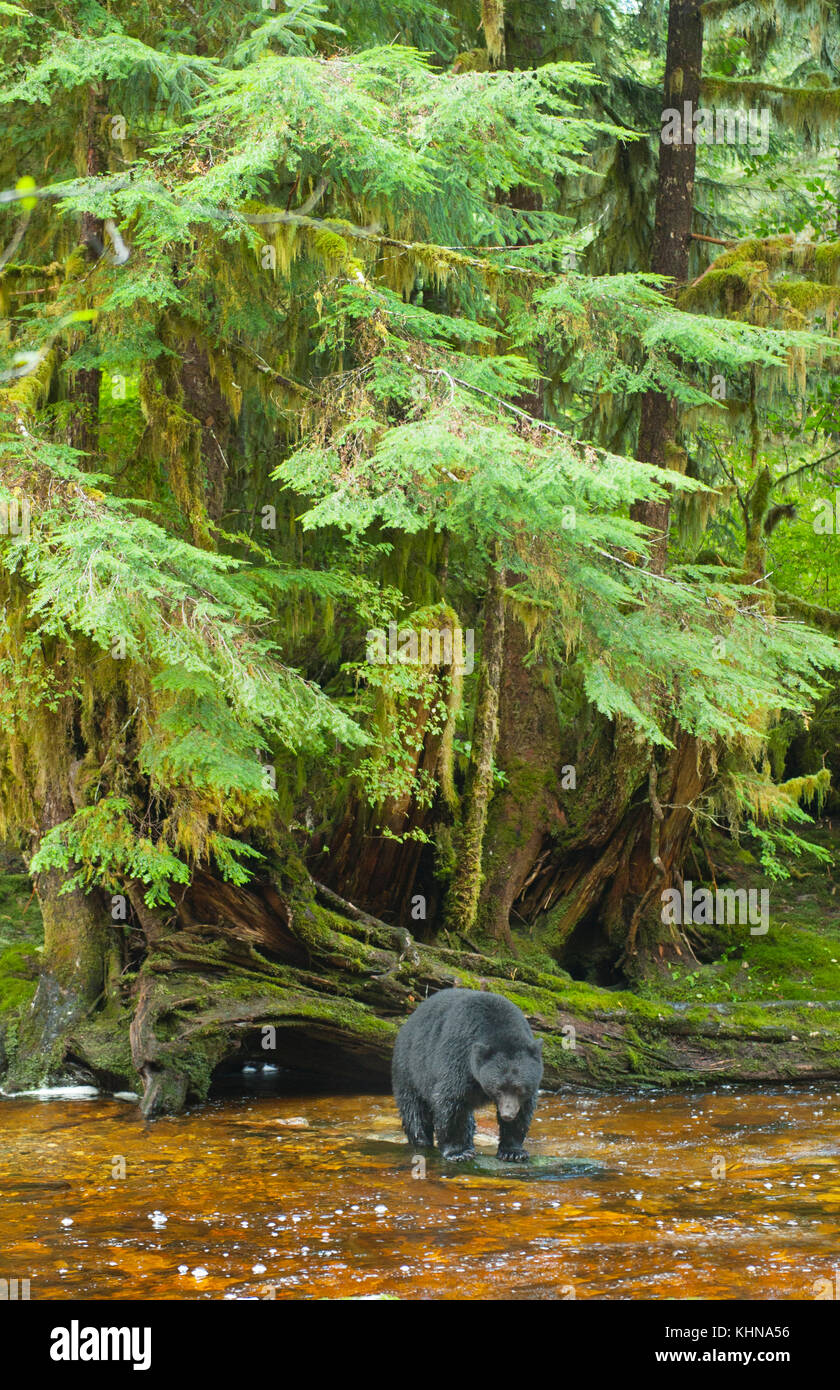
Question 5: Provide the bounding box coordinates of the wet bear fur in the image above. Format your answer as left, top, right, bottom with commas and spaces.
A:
392, 987, 543, 1161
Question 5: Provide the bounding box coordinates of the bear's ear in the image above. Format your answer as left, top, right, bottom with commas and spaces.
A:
532, 1038, 543, 1055
471, 1042, 492, 1067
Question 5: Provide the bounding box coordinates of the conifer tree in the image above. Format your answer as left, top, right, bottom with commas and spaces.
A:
0, 0, 838, 1105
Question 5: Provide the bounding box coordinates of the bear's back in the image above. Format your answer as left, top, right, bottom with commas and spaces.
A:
393, 988, 534, 1079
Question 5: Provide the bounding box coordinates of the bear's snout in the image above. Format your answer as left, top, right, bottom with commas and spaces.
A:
497, 1092, 521, 1120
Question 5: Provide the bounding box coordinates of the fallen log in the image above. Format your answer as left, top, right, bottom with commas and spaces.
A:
51, 868, 840, 1118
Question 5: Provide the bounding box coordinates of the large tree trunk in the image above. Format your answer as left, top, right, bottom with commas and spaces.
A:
475, 611, 621, 941
505, 0, 708, 968
443, 1, 710, 958
15, 703, 110, 1074
137, 343, 234, 550
19, 85, 113, 1062
17, 86, 113, 1070
478, 631, 707, 974
532, 734, 709, 975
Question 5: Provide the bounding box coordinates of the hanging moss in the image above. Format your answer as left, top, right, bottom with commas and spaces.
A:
701, 76, 840, 135
481, 0, 506, 65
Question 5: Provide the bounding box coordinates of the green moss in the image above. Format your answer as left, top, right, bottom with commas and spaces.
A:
69, 1002, 138, 1088
0, 940, 40, 1075
679, 261, 769, 313
773, 279, 835, 314
708, 238, 792, 271
639, 910, 840, 1008
813, 240, 840, 282
0, 871, 44, 948
452, 49, 490, 72
0, 942, 40, 1015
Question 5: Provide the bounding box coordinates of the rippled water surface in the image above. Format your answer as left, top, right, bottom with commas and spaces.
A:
2, 1085, 838, 1299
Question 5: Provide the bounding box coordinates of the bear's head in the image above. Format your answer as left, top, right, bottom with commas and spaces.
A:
470, 1039, 543, 1119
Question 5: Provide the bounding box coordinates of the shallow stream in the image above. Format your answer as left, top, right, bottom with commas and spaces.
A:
1, 1083, 837, 1299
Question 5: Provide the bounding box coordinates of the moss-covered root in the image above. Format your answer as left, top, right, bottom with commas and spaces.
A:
13, 856, 839, 1111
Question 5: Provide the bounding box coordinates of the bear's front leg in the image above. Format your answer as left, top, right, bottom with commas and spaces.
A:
434, 1103, 476, 1161
497, 1102, 533, 1162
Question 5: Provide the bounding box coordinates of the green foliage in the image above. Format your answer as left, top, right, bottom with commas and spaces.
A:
0, 427, 365, 898
0, 0, 839, 942
30, 797, 192, 907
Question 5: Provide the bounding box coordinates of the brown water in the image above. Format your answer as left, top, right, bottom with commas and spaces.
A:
1, 1085, 838, 1300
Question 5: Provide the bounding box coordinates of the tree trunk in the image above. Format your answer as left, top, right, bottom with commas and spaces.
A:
516, 0, 708, 970
447, 1, 708, 952
631, 0, 703, 573
15, 706, 109, 1075
540, 734, 709, 975
444, 554, 506, 938
20, 85, 113, 1060
476, 611, 572, 940
70, 85, 105, 457
477, 622, 645, 946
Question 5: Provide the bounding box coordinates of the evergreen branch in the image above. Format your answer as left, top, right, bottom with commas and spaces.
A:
782, 447, 840, 483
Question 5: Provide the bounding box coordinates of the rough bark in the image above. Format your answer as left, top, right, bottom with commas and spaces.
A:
444, 556, 506, 938
178, 345, 233, 525
69, 85, 105, 458
476, 611, 570, 939
540, 734, 710, 974
16, 715, 109, 1071
631, 0, 703, 573
23, 871, 107, 1061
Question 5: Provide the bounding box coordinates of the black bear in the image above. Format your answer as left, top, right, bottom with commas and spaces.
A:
392, 988, 543, 1161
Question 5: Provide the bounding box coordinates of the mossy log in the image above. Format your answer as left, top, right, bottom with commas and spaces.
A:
45, 867, 840, 1119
